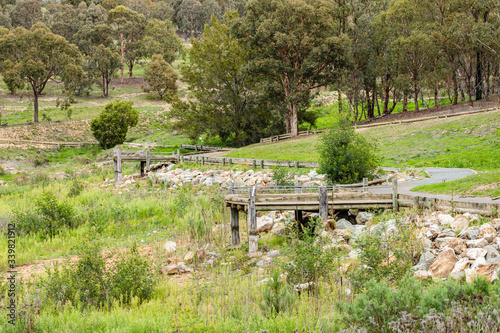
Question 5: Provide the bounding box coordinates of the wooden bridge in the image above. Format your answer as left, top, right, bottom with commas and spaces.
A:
224, 182, 399, 253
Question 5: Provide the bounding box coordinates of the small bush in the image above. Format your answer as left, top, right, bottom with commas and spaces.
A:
44, 241, 156, 310
0, 165, 4, 175
90, 99, 139, 149
67, 179, 84, 198
109, 242, 156, 305
260, 270, 296, 315
12, 191, 77, 238
282, 220, 340, 293
271, 165, 294, 186
317, 117, 379, 184
349, 219, 421, 290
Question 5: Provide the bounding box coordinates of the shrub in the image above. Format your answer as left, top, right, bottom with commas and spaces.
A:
282, 219, 340, 293
90, 99, 139, 149
0, 164, 4, 175
260, 270, 296, 315
271, 165, 294, 186
44, 241, 156, 310
349, 219, 421, 290
12, 191, 77, 238
317, 117, 379, 184
143, 54, 178, 99
67, 179, 84, 198
109, 242, 156, 305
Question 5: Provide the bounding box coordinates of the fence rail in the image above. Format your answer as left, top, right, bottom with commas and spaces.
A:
180, 144, 235, 152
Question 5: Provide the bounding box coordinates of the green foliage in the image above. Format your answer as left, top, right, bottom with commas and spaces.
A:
141, 18, 183, 63
349, 219, 421, 290
143, 54, 178, 99
340, 276, 498, 332
109, 242, 156, 305
13, 191, 77, 239
91, 45, 121, 97
234, 0, 350, 135
44, 240, 156, 310
68, 179, 85, 198
317, 118, 379, 184
170, 13, 284, 146
282, 220, 340, 293
260, 270, 296, 315
90, 100, 139, 149
271, 165, 294, 186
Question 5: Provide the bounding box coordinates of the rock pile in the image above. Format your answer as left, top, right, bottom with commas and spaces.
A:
149, 167, 327, 190
412, 213, 500, 282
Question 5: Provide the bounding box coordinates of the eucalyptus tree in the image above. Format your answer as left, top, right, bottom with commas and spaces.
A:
107, 5, 146, 82
0, 23, 83, 122
233, 0, 350, 136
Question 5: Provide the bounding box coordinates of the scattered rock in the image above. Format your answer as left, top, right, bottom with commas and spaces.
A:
257, 216, 274, 233
184, 251, 194, 263
466, 238, 488, 248
336, 219, 353, 230
443, 238, 467, 254
356, 212, 374, 225
164, 241, 177, 253
460, 226, 480, 240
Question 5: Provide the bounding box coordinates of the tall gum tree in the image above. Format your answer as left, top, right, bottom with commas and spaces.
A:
0, 23, 82, 123
233, 0, 350, 136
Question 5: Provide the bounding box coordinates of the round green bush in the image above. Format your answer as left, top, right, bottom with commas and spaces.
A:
317, 118, 379, 184
90, 99, 139, 149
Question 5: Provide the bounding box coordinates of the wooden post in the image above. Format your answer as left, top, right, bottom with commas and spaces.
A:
114, 147, 122, 182
363, 178, 368, 192
223, 157, 226, 166
392, 178, 399, 211
252, 160, 256, 169
248, 187, 257, 253
295, 185, 303, 225
294, 161, 299, 168
260, 160, 264, 169
229, 158, 233, 165
176, 149, 180, 163
287, 161, 291, 168
201, 156, 205, 166
229, 182, 240, 247
319, 186, 328, 220
429, 197, 436, 212
146, 150, 150, 171
140, 161, 146, 177
413, 196, 419, 209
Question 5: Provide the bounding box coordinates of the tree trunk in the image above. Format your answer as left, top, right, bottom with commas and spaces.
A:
475, 50, 483, 101
434, 84, 439, 108
492, 65, 498, 96
120, 34, 125, 84
452, 63, 458, 105
414, 85, 419, 111
485, 61, 490, 100
129, 60, 134, 78
383, 79, 390, 114
288, 103, 298, 136
403, 90, 408, 112
33, 92, 39, 123
466, 77, 473, 106
102, 75, 106, 96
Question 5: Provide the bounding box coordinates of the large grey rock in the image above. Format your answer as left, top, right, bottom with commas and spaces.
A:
438, 229, 456, 238
485, 245, 500, 261
257, 216, 274, 233
466, 238, 488, 248
418, 251, 436, 270
356, 212, 374, 225
466, 248, 487, 260
460, 226, 480, 240
435, 237, 456, 247
451, 217, 469, 233
438, 214, 454, 225
442, 238, 467, 254
451, 258, 470, 273
336, 219, 353, 230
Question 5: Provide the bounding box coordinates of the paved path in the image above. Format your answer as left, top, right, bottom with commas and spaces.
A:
370, 167, 498, 204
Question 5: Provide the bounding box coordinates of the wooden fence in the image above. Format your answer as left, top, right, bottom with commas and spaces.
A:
259, 106, 500, 144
